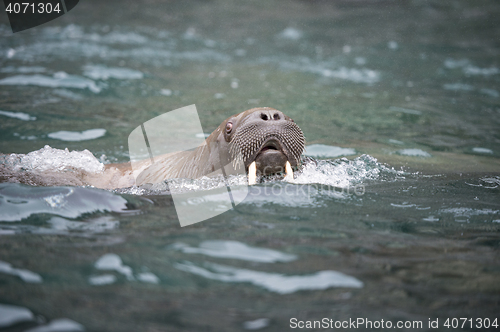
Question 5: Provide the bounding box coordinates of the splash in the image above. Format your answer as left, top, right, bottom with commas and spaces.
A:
1, 145, 399, 197
294, 155, 400, 188
119, 154, 399, 198
1, 145, 104, 173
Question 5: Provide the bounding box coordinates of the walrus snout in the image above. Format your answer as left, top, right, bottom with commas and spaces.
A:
230, 107, 304, 169
255, 149, 288, 175
225, 107, 305, 184
254, 138, 288, 175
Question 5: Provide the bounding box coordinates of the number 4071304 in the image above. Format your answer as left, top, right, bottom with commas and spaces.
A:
6, 2, 62, 14
444, 318, 498, 329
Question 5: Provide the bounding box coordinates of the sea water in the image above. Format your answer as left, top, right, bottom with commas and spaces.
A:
0, 1, 499, 331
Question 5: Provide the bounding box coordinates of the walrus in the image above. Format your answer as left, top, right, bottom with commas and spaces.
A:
0, 107, 305, 189
130, 107, 305, 187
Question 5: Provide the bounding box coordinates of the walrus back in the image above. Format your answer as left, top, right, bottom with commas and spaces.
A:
135, 143, 213, 185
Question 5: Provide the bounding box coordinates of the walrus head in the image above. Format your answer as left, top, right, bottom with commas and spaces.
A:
220, 107, 305, 176
135, 107, 305, 186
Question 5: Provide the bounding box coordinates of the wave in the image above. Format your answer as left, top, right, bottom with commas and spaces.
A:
1, 146, 402, 194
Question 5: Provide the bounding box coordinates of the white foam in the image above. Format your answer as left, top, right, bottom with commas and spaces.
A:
243, 318, 270, 330
0, 261, 43, 283
391, 203, 416, 208
88, 274, 117, 286
472, 147, 493, 154
235, 184, 325, 208
0, 303, 35, 328
463, 66, 499, 76
83, 64, 143, 80
175, 261, 363, 294
25, 318, 85, 332
0, 72, 102, 93
0, 110, 36, 121
165, 175, 234, 194
173, 240, 297, 263
396, 149, 431, 157
439, 207, 498, 217
115, 154, 394, 200
476, 177, 500, 188
304, 144, 357, 158
137, 272, 160, 284
5, 145, 104, 173
48, 128, 106, 141
160, 88, 172, 96
294, 155, 391, 188
95, 253, 134, 280
278, 27, 303, 40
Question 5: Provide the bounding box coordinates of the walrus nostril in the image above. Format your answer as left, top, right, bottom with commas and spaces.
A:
261, 113, 268, 121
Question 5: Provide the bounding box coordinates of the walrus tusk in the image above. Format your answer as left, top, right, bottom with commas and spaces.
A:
248, 161, 257, 185
284, 160, 294, 182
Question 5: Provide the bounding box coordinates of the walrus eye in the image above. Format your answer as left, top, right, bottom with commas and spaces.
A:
226, 122, 233, 133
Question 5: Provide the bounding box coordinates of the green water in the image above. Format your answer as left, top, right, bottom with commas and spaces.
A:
0, 1, 499, 331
